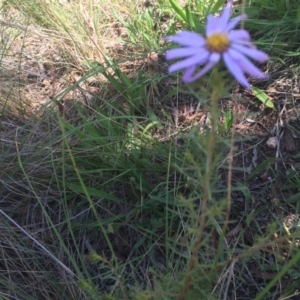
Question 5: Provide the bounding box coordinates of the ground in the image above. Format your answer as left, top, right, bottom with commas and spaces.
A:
1, 1, 300, 299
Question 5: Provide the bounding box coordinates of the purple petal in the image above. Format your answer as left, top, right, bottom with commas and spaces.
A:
165, 31, 205, 47
183, 61, 217, 83
182, 65, 196, 82
228, 29, 250, 42
228, 50, 268, 78
225, 14, 247, 32
210, 52, 221, 63
206, 15, 218, 36
168, 51, 210, 73
223, 52, 251, 89
166, 47, 204, 60
231, 44, 269, 63
218, 5, 232, 33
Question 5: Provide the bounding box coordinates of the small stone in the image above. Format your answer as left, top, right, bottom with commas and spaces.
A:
266, 136, 277, 149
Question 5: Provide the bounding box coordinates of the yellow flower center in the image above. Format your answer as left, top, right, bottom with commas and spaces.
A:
206, 33, 230, 53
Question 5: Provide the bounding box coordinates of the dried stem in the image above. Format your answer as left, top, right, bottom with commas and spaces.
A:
224, 127, 234, 232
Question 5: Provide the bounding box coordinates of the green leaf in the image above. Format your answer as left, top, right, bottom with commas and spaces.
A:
142, 121, 160, 135
283, 192, 300, 203
279, 278, 300, 299
297, 5, 300, 21
185, 5, 195, 29
169, 0, 187, 23
224, 106, 233, 133
81, 60, 104, 72
252, 86, 275, 109
115, 68, 132, 88
246, 158, 276, 182
211, 0, 226, 13
68, 184, 125, 204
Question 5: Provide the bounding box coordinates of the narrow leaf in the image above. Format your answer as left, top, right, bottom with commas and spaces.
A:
246, 158, 276, 182
68, 184, 125, 204
169, 0, 187, 23
297, 5, 300, 21
185, 6, 195, 29
252, 86, 275, 109
212, 0, 226, 13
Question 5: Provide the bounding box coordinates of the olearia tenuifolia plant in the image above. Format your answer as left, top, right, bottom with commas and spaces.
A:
164, 1, 269, 298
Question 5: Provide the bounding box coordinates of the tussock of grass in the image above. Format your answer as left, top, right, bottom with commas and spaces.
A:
1, 0, 300, 299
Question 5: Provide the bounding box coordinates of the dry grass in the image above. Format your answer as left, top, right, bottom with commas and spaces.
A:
0, 1, 149, 299
0, 0, 149, 119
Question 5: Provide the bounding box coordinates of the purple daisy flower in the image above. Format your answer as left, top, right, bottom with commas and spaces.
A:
165, 1, 269, 90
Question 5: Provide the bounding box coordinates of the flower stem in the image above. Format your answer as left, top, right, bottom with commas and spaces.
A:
178, 72, 221, 299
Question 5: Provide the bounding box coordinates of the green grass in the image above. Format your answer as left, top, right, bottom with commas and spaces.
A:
1, 0, 300, 299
